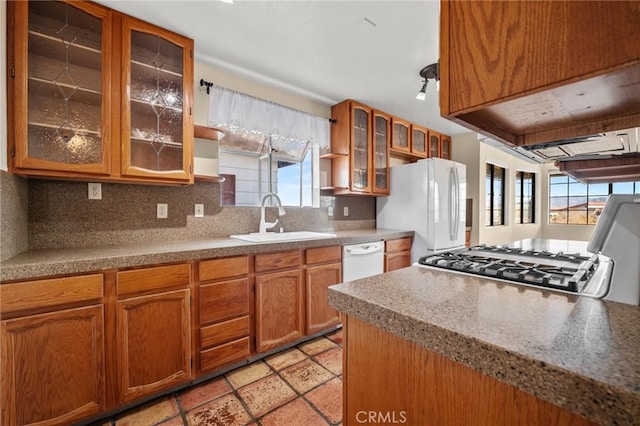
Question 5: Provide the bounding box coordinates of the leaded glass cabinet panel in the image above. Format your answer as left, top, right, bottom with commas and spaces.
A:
10, 0, 112, 175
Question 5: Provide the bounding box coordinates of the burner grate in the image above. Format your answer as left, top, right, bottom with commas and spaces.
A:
418, 246, 599, 293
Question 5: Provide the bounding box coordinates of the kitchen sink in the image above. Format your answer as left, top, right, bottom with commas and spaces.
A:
230, 231, 337, 243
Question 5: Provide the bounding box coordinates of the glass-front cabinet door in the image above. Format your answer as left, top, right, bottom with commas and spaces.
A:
372, 110, 390, 194
411, 125, 428, 158
349, 103, 371, 192
441, 135, 452, 160
390, 117, 410, 152
429, 130, 441, 158
10, 0, 112, 175
121, 17, 193, 182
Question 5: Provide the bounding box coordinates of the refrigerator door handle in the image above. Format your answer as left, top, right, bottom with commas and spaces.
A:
449, 167, 456, 241
453, 167, 460, 240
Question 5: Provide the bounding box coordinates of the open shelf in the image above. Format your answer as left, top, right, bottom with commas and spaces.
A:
130, 97, 183, 114
28, 121, 101, 137
130, 136, 184, 148
319, 152, 348, 159
29, 31, 101, 68
28, 2, 103, 51
194, 175, 225, 183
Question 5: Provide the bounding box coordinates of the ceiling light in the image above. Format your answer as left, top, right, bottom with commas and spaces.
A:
417, 61, 439, 99
220, 0, 234, 4
416, 80, 427, 101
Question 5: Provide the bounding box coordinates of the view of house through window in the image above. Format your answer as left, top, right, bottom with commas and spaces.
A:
485, 163, 505, 226
548, 174, 640, 224
515, 172, 535, 224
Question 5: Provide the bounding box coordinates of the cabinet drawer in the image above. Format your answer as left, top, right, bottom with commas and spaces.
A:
200, 316, 249, 349
199, 256, 249, 282
200, 337, 250, 372
385, 237, 412, 253
1, 274, 103, 317
117, 263, 190, 297
255, 250, 301, 273
385, 252, 412, 272
199, 278, 249, 324
306, 246, 341, 265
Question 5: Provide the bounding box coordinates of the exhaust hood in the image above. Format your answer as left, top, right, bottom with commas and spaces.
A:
520, 128, 638, 161
479, 128, 639, 165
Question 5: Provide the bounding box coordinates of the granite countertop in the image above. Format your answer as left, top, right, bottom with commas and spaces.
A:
328, 265, 640, 425
0, 228, 413, 282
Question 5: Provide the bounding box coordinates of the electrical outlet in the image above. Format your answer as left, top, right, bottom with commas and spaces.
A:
194, 204, 204, 218
343, 206, 349, 217
88, 183, 102, 200
157, 203, 168, 219
328, 206, 334, 217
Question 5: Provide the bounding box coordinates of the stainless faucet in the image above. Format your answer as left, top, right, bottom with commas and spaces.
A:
259, 193, 286, 233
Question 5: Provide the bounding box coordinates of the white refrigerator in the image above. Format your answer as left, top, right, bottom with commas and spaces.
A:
376, 157, 466, 263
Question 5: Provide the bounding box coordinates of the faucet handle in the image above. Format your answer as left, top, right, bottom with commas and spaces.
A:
260, 219, 279, 233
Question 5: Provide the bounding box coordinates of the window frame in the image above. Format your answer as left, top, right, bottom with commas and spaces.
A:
485, 163, 506, 227
548, 174, 640, 225
515, 171, 536, 224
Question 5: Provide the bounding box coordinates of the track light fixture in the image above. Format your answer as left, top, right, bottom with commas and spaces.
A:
416, 62, 439, 101
415, 80, 427, 101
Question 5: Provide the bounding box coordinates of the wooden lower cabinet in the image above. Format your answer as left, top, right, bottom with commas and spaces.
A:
116, 288, 191, 404
255, 269, 304, 352
197, 256, 251, 373
1, 305, 105, 426
343, 316, 595, 426
384, 237, 412, 272
305, 246, 342, 335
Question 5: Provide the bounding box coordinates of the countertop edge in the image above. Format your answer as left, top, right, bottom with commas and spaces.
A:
328, 283, 640, 426
0, 229, 414, 282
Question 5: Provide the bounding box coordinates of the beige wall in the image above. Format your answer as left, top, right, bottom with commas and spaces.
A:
453, 133, 595, 245
452, 133, 543, 246
193, 59, 330, 127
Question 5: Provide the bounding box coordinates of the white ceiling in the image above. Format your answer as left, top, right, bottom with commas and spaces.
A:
96, 0, 469, 136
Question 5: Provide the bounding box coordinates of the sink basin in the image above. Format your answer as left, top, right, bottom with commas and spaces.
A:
230, 231, 337, 243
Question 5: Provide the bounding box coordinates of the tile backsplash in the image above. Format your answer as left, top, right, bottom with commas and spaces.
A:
1, 175, 376, 252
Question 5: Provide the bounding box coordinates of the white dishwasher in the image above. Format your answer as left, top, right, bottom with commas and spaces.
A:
342, 241, 385, 282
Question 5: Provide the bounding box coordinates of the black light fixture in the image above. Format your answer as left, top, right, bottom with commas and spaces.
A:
416, 62, 439, 101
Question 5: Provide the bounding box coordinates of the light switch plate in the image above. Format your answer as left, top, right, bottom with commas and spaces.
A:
157, 203, 168, 219
194, 204, 204, 218
328, 206, 334, 216
88, 183, 102, 200
343, 206, 349, 216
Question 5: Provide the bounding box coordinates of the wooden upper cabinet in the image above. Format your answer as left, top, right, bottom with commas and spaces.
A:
8, 0, 113, 177
7, 0, 194, 184
440, 134, 452, 160
330, 100, 380, 195
411, 125, 428, 158
439, 0, 640, 146
390, 117, 410, 153
428, 130, 441, 158
372, 110, 390, 194
120, 16, 194, 183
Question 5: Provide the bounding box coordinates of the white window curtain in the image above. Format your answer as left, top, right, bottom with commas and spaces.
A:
208, 85, 331, 152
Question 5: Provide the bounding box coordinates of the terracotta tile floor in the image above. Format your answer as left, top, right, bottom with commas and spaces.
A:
98, 330, 343, 426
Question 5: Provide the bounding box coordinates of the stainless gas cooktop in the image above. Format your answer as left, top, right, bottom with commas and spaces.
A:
418, 245, 611, 298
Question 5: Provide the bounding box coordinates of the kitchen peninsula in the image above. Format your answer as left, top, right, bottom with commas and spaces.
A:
328, 266, 640, 426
